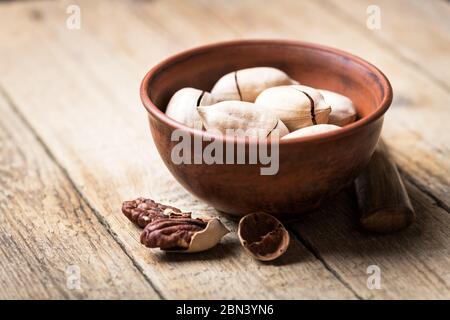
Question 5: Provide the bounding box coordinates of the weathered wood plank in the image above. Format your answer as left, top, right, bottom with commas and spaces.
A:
324, 0, 450, 90
1, 0, 448, 299
0, 0, 356, 299
290, 181, 450, 299
0, 93, 159, 299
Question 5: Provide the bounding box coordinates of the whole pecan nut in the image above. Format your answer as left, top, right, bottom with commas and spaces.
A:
122, 197, 182, 228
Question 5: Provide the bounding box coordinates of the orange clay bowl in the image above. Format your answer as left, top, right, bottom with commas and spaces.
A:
140, 40, 392, 218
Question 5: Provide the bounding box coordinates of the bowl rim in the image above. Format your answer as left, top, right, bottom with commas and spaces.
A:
140, 39, 393, 145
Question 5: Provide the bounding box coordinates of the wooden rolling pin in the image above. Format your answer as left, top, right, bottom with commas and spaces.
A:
354, 140, 415, 233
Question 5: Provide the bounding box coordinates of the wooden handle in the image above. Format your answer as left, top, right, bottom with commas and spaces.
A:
354, 140, 415, 233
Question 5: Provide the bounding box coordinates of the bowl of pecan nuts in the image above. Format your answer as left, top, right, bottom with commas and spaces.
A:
140, 39, 392, 217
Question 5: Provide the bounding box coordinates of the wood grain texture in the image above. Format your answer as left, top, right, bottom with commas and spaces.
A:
325, 0, 450, 90
0, 94, 159, 299
289, 181, 450, 299
0, 0, 448, 299
0, 0, 355, 299
355, 140, 415, 233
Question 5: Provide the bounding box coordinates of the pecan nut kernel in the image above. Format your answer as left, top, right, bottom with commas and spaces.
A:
122, 197, 181, 228
141, 217, 229, 253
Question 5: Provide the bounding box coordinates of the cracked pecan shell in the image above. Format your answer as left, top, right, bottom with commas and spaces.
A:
140, 218, 207, 250
122, 197, 182, 228
238, 212, 290, 261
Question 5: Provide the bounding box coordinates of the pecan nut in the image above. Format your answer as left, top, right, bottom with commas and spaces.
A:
122, 198, 229, 252
122, 197, 182, 228
140, 218, 207, 250
141, 216, 229, 252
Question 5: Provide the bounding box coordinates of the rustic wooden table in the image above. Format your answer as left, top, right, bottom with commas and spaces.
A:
0, 0, 449, 299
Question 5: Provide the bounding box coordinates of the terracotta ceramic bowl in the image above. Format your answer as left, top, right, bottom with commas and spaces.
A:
140, 40, 392, 218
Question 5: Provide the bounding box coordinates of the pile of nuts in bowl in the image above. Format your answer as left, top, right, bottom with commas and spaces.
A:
165, 66, 357, 139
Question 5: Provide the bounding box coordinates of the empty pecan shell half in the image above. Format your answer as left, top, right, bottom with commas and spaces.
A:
122, 197, 182, 227
238, 212, 290, 261
141, 217, 229, 253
